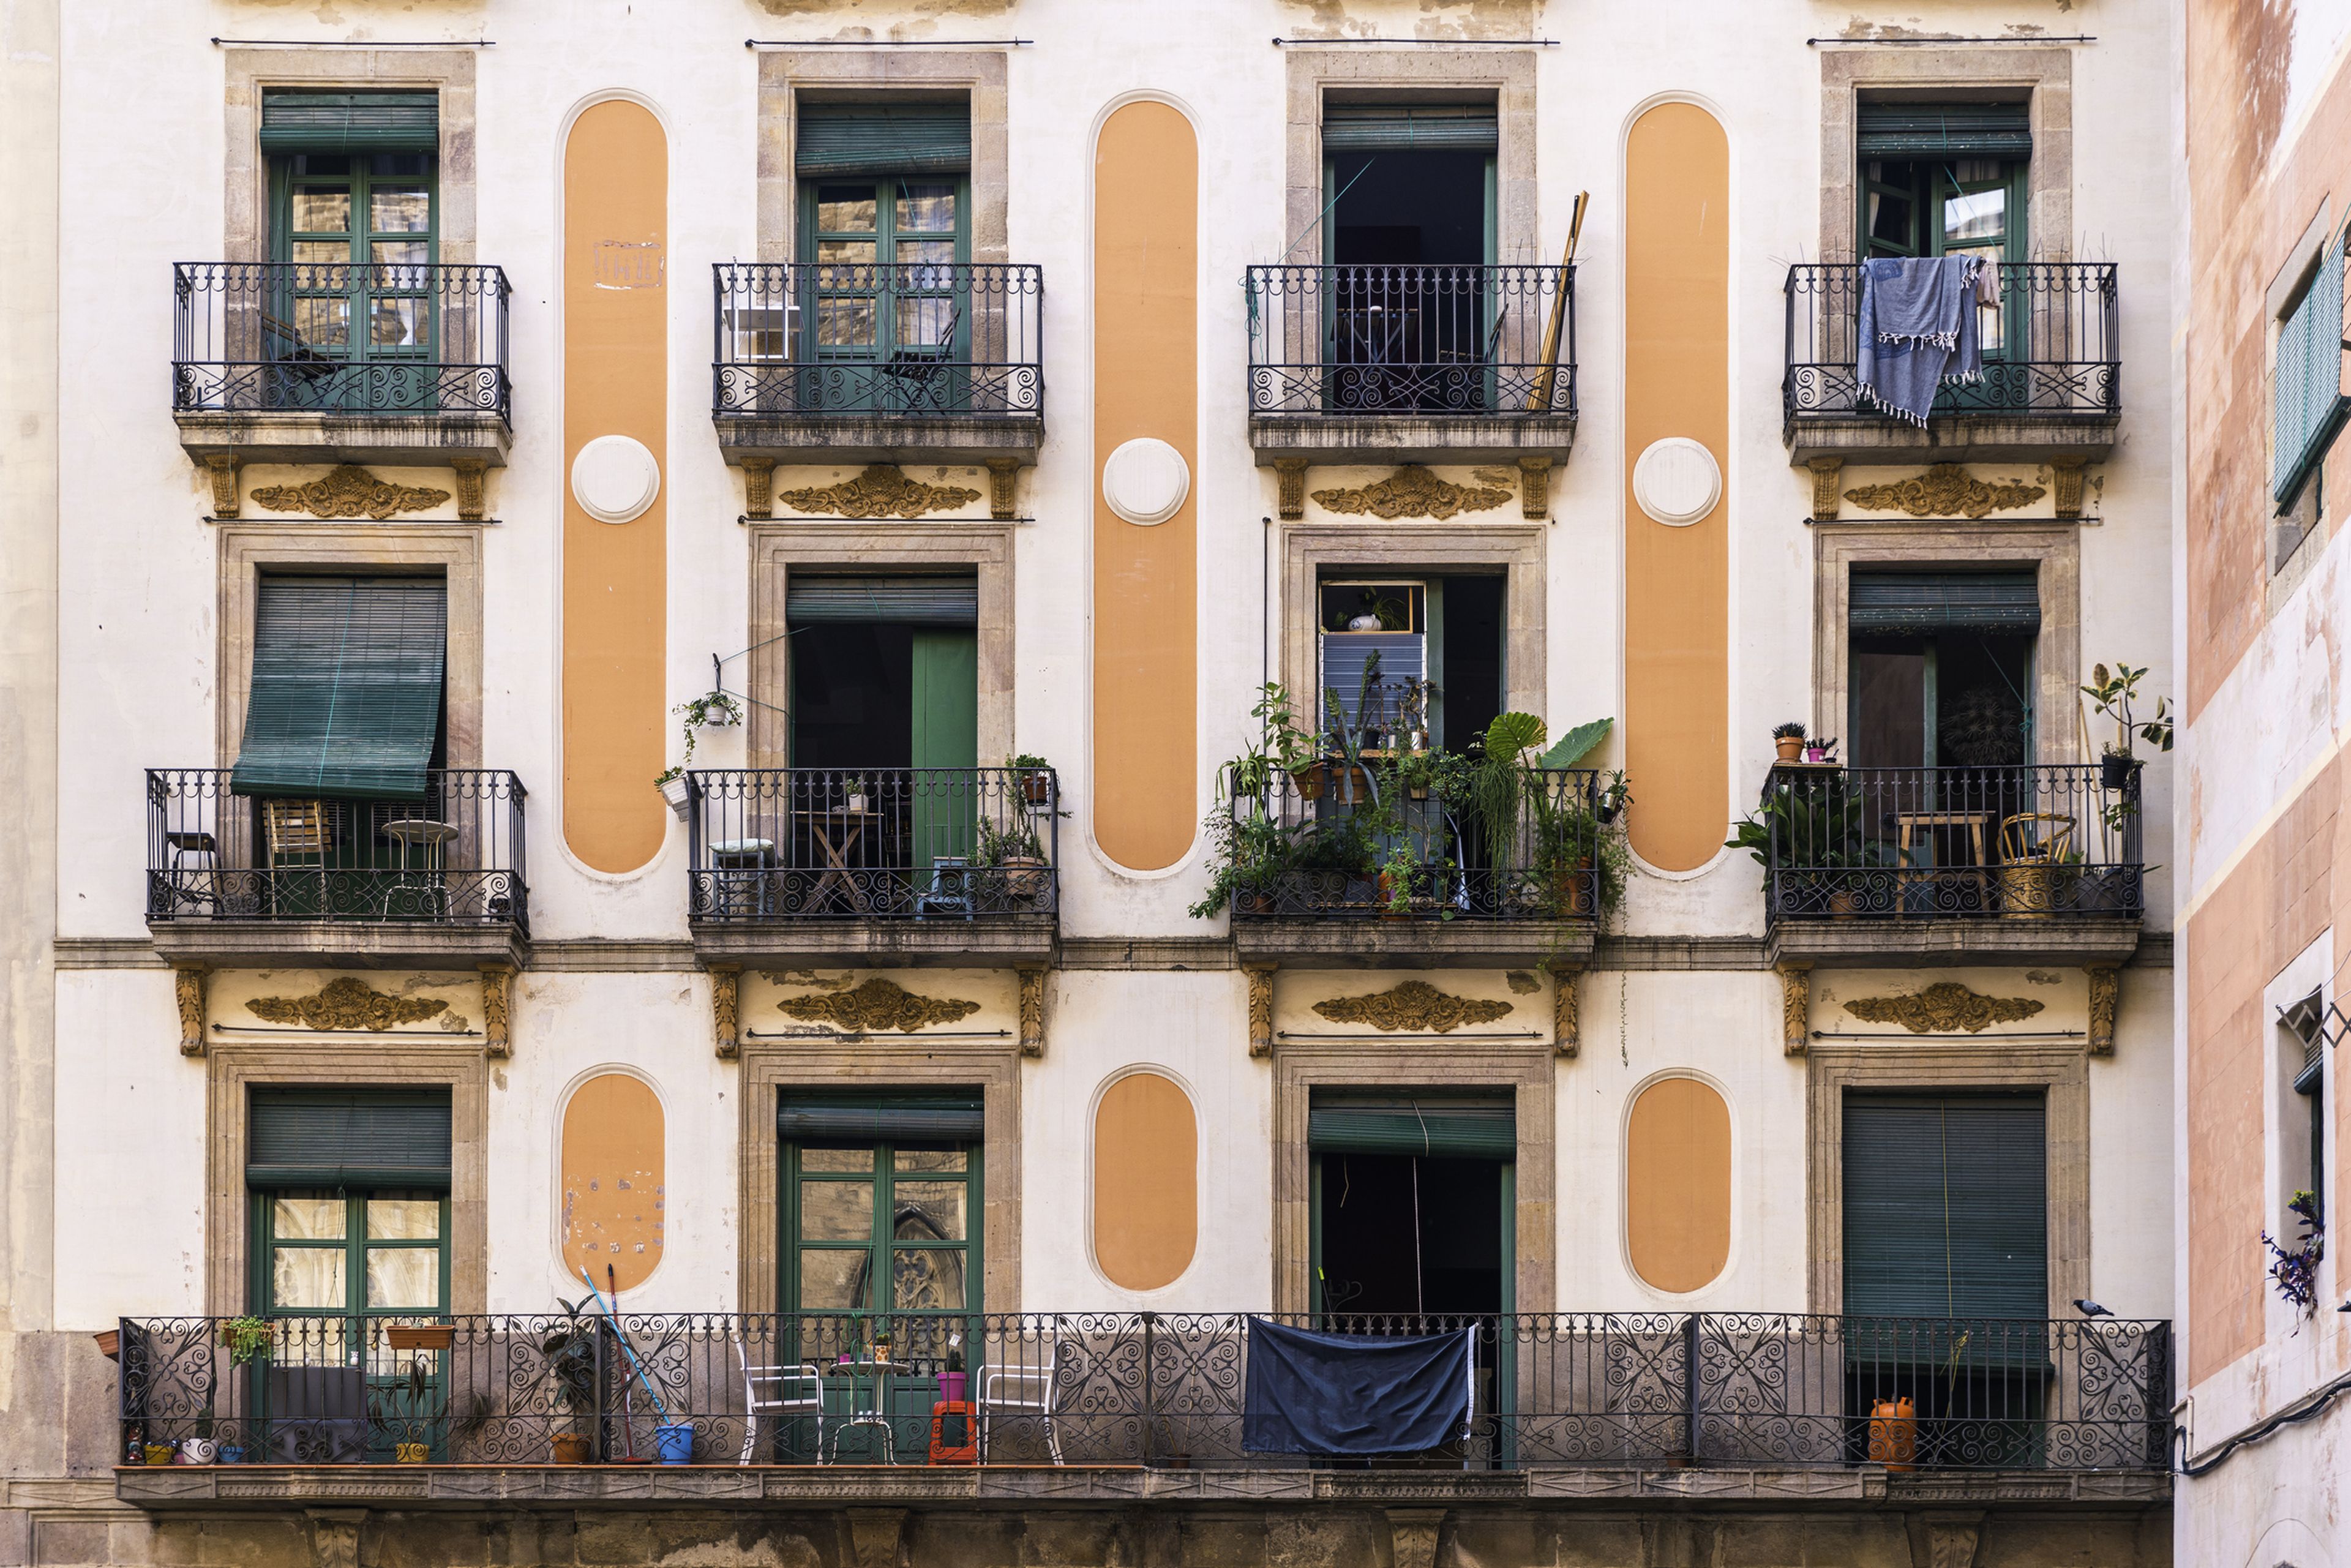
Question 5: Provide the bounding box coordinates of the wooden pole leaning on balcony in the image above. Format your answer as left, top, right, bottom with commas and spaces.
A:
1524, 190, 1587, 416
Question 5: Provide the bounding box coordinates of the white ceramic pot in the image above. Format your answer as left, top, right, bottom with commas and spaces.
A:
658, 776, 691, 820
179, 1438, 216, 1465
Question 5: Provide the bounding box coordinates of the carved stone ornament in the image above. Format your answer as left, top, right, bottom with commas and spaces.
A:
250, 465, 453, 520
451, 458, 488, 522
711, 966, 740, 1059
174, 966, 209, 1057
1244, 963, 1277, 1057
1016, 966, 1046, 1059
1777, 962, 1812, 1057
1309, 466, 1513, 521
778, 464, 981, 520
1552, 968, 1580, 1059
776, 977, 981, 1033
1807, 456, 1843, 522
2050, 457, 2088, 519
1842, 981, 2045, 1035
203, 454, 241, 517
1274, 459, 1309, 521
1841, 463, 2045, 520
740, 458, 775, 519
2085, 964, 2120, 1056
1385, 1510, 1447, 1568
1517, 456, 1552, 520
1312, 980, 1513, 1034
246, 976, 453, 1032
478, 964, 512, 1059
986, 457, 1021, 522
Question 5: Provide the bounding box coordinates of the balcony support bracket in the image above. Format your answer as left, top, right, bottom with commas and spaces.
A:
986, 459, 1021, 521
844, 1509, 907, 1568
1807, 457, 1843, 522
451, 458, 488, 522
2085, 963, 2119, 1056
174, 964, 209, 1057
710, 964, 741, 1059
1275, 459, 1308, 521
741, 459, 774, 520
1550, 966, 1580, 1058
1777, 962, 1812, 1057
1910, 1512, 1985, 1568
304, 1509, 367, 1568
1245, 963, 1277, 1057
1385, 1510, 1447, 1568
477, 964, 513, 1058
204, 455, 241, 518
2052, 457, 2088, 520
1017, 964, 1046, 1058
1518, 456, 1552, 520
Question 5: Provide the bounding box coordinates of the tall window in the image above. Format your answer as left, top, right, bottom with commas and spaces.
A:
2282, 992, 2328, 1225
1847, 569, 2038, 770
779, 1092, 983, 1321
1842, 1090, 2047, 1320
1858, 100, 2027, 356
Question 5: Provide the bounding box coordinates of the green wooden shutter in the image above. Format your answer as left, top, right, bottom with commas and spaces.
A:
779, 1092, 985, 1142
1322, 105, 1499, 152
1856, 102, 2031, 159
796, 105, 972, 177
260, 91, 440, 153
231, 577, 446, 801
1848, 571, 2041, 636
786, 576, 978, 625
2273, 234, 2350, 505
1308, 1092, 1516, 1160
911, 628, 979, 869
247, 1087, 453, 1188
1843, 1091, 2047, 1319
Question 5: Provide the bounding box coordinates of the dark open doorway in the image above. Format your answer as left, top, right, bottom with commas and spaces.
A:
1315, 1153, 1504, 1318
1329, 149, 1490, 267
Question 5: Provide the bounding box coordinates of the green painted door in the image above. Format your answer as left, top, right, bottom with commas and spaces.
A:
269, 152, 439, 411
910, 628, 978, 880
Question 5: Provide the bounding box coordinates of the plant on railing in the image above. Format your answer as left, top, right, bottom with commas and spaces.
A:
2263, 1190, 2325, 1311
541, 1299, 601, 1461
654, 691, 745, 789
2080, 662, 2172, 793
219, 1316, 272, 1365
1469, 714, 1625, 916
1727, 775, 1896, 909
1007, 754, 1055, 807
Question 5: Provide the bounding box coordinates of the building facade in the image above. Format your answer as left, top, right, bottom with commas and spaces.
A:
0, 3, 2181, 1566
2177, 2, 2351, 1566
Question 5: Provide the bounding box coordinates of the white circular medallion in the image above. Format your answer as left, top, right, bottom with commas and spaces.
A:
1632, 437, 1722, 527
571, 435, 662, 525
1101, 437, 1190, 527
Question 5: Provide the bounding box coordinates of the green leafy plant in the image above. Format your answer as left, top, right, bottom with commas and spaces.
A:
1772, 721, 1807, 741
541, 1299, 601, 1424
1727, 776, 1898, 909
1006, 753, 1049, 771
220, 1317, 272, 1366
977, 814, 1047, 865
2263, 1190, 2325, 1311
2080, 662, 2173, 760
654, 691, 746, 786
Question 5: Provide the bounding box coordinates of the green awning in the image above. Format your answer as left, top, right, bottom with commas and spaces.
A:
797, 104, 972, 178
1857, 102, 2031, 160
231, 576, 446, 801
247, 1087, 452, 1190
779, 1092, 985, 1143
787, 574, 978, 625
1323, 105, 1499, 152
1308, 1091, 1515, 1160
260, 91, 440, 154
1848, 571, 2041, 637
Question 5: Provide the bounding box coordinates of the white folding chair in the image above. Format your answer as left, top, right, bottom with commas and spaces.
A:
733, 1332, 824, 1465
980, 1338, 1062, 1465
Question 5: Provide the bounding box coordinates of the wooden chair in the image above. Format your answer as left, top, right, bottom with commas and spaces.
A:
263, 798, 332, 915
1996, 811, 2076, 917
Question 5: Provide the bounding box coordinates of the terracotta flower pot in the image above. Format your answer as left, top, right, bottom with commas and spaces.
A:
93, 1330, 119, 1361
1290, 763, 1325, 802
551, 1433, 593, 1465
999, 855, 1048, 901
1775, 737, 1805, 763
386, 1324, 454, 1352
1021, 772, 1052, 807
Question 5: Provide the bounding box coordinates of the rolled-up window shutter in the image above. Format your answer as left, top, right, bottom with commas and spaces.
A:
1842, 1090, 2046, 1322
786, 574, 978, 626
779, 1092, 985, 1143
1847, 571, 2040, 637
260, 91, 440, 154
1319, 632, 1425, 732
796, 105, 971, 178
1308, 1092, 1515, 1160
1856, 102, 2031, 159
231, 576, 446, 800
247, 1087, 453, 1189
1322, 105, 1499, 152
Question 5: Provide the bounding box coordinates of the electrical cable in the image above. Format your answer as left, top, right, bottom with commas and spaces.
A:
2177, 1365, 2351, 1476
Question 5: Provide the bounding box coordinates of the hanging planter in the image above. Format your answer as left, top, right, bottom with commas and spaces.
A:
386, 1324, 455, 1352
2099, 752, 2139, 792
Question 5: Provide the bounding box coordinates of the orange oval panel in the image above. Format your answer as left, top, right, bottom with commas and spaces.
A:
1625, 1076, 1731, 1293
1092, 1071, 1198, 1291
560, 1072, 666, 1292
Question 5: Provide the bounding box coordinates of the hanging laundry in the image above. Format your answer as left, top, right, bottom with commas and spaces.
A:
1856, 255, 1985, 426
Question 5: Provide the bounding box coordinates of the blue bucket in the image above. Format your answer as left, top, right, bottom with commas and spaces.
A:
653, 1423, 693, 1465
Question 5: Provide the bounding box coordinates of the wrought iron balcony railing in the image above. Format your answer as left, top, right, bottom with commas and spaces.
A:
711, 263, 1043, 420
115, 1310, 2169, 1472
1245, 263, 1578, 418
1782, 261, 2118, 423
686, 768, 1058, 923
171, 262, 512, 421
145, 769, 528, 931
1224, 765, 1605, 921
1754, 763, 2142, 923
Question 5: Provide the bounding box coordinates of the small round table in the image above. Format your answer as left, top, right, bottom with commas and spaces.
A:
381, 819, 458, 918
825, 1359, 913, 1465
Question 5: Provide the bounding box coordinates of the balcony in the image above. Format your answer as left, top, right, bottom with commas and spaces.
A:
1245, 263, 1578, 466
172, 262, 512, 475
1782, 263, 2118, 467
112, 1310, 2169, 1507
144, 769, 528, 969
685, 767, 1058, 967
1753, 763, 2143, 969
1224, 767, 1605, 968
710, 263, 1044, 474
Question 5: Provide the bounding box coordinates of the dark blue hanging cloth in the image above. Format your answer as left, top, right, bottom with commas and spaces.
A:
1242, 1318, 1474, 1455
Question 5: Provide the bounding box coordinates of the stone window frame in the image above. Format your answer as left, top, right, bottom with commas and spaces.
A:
1270, 1038, 1555, 1315
1285, 50, 1539, 267
1805, 1042, 2089, 1316
1818, 48, 2072, 262
223, 49, 478, 265
1809, 520, 2080, 765
216, 525, 484, 771
735, 1041, 1021, 1315
746, 522, 1013, 771
1280, 522, 1546, 732
756, 51, 1010, 264
205, 1040, 490, 1315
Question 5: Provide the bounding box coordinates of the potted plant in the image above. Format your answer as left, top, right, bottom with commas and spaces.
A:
181, 1413, 217, 1465
2264, 1190, 2325, 1311
1728, 775, 1883, 916
978, 816, 1051, 902
2080, 661, 2173, 791
143, 1442, 174, 1466
653, 691, 745, 816
1189, 806, 1294, 919
1772, 721, 1807, 764
220, 1316, 272, 1367
1008, 754, 1055, 807
383, 1357, 435, 1463
387, 1323, 456, 1352
541, 1299, 600, 1464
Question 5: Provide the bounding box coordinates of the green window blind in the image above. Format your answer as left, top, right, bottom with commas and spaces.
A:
796, 105, 972, 178
231, 576, 447, 801
779, 1092, 985, 1143
786, 575, 978, 626
247, 1087, 453, 1189
2273, 233, 2349, 505
1848, 571, 2041, 636
1842, 1091, 2047, 1319
1322, 105, 1499, 152
1856, 102, 2031, 159
1308, 1091, 1515, 1160
260, 91, 440, 154
1320, 631, 1425, 733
